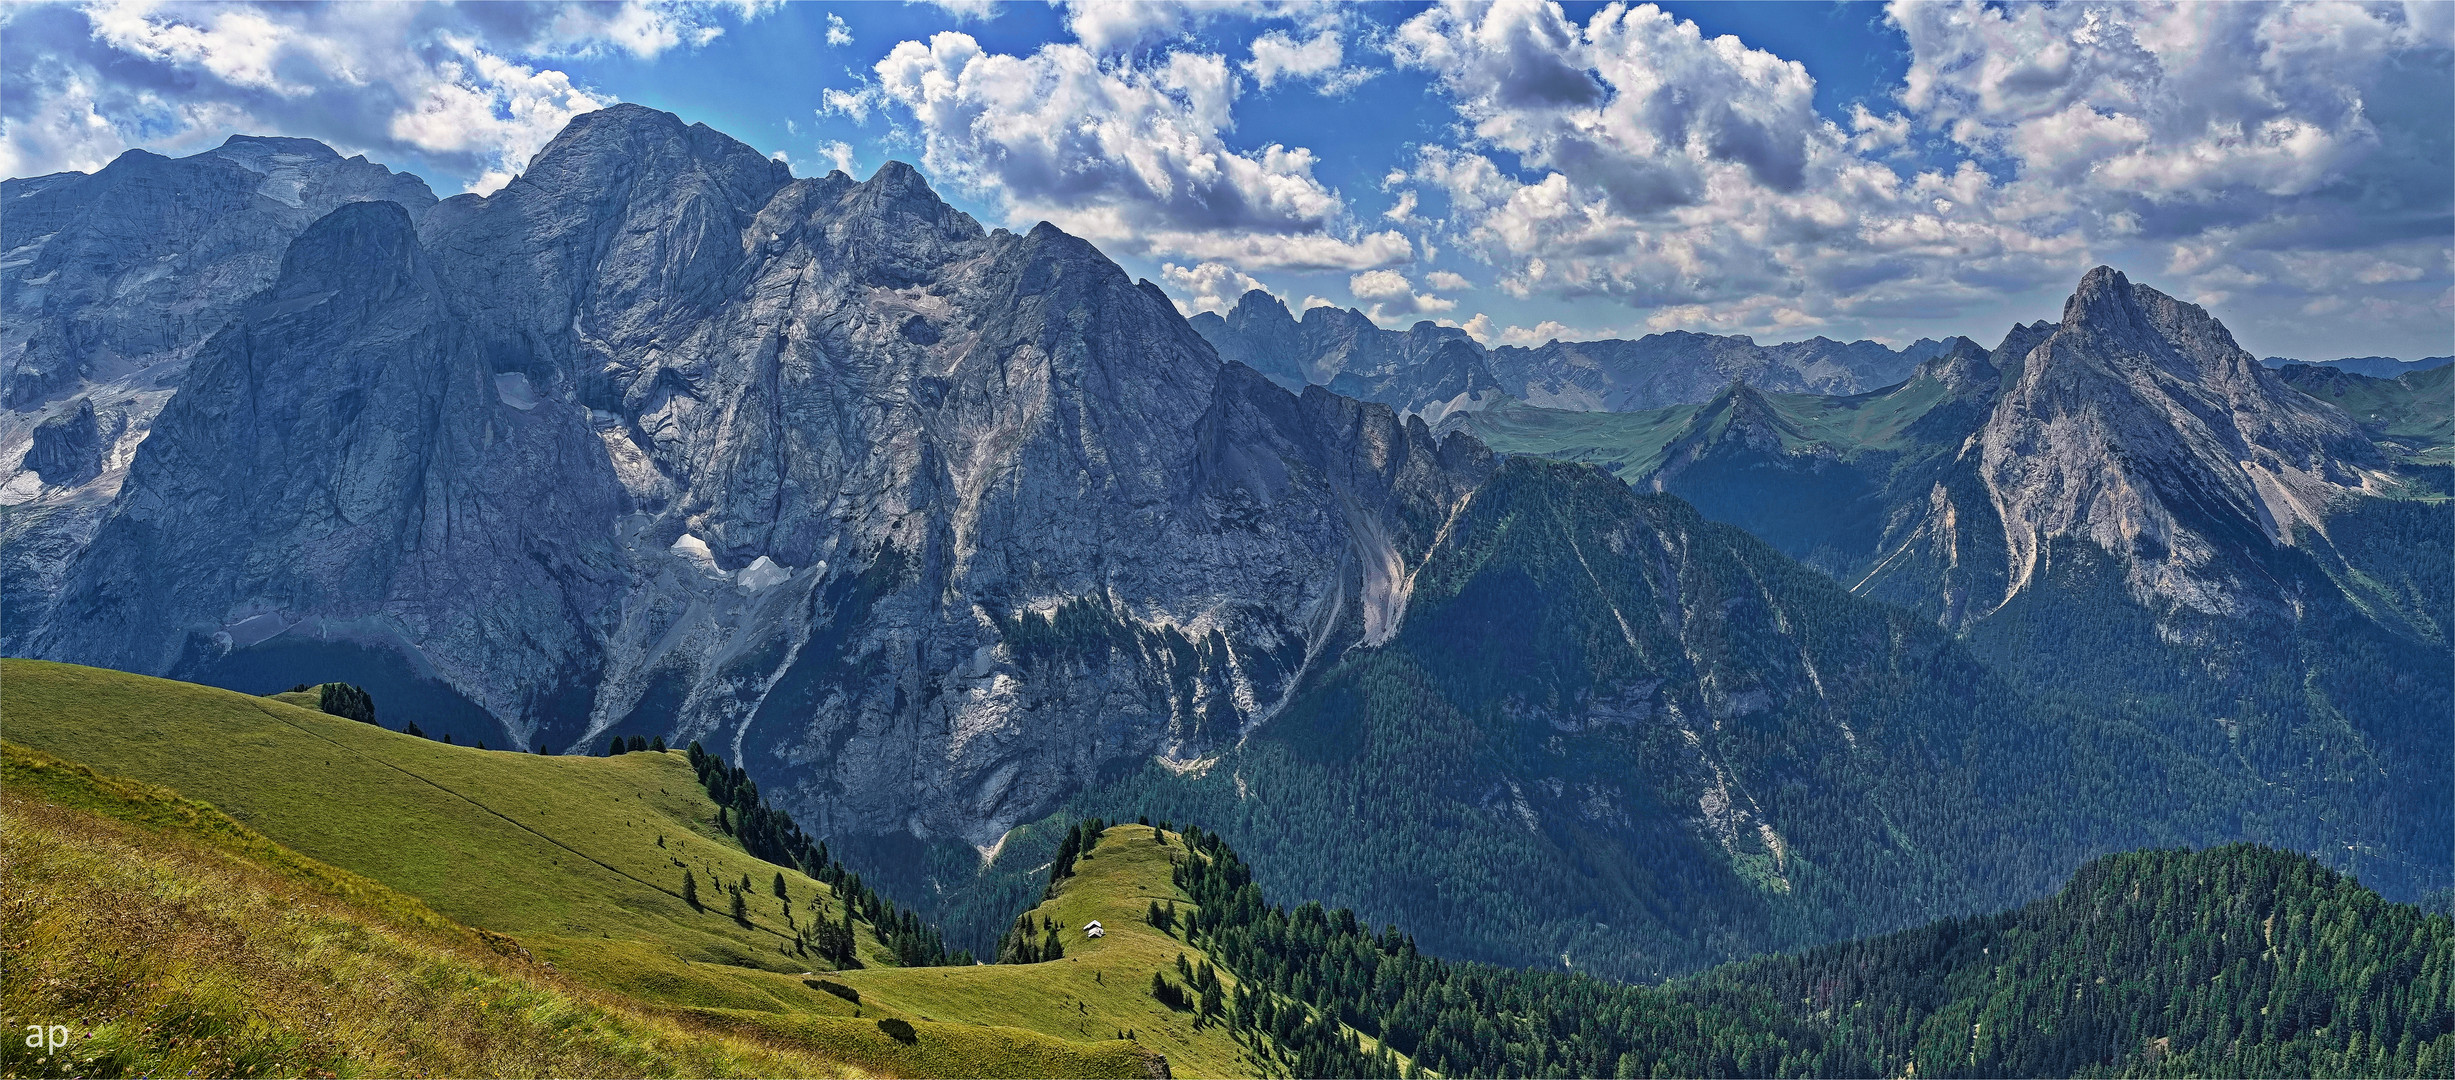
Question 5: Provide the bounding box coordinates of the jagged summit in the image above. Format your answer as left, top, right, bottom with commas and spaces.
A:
1228, 288, 1292, 323
1952, 267, 2377, 616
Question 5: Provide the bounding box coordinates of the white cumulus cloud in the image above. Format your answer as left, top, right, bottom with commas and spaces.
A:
1161, 260, 1273, 315
1350, 268, 1455, 320
0, 1, 774, 192
870, 30, 1412, 269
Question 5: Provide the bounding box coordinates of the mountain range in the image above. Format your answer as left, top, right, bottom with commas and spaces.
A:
2262, 354, 2454, 379
1189, 288, 1956, 419
3, 105, 2445, 980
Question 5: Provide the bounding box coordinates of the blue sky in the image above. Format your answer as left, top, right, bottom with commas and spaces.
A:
5, 1, 2450, 360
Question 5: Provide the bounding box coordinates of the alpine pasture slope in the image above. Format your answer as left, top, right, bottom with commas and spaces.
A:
0, 659, 1244, 1078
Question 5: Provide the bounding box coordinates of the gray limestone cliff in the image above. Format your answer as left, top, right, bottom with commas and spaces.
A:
17, 106, 1493, 853
0, 137, 437, 645
1865, 267, 2382, 623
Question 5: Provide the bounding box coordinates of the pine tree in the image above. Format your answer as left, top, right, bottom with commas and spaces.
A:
683, 870, 701, 910
404, 721, 426, 738
627, 735, 647, 753
651, 735, 667, 752
773, 872, 788, 899
606, 736, 624, 756
731, 889, 749, 925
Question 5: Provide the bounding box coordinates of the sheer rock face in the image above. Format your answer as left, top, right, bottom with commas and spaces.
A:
0, 135, 438, 411
34, 201, 629, 726
21, 106, 1493, 848
0, 137, 439, 647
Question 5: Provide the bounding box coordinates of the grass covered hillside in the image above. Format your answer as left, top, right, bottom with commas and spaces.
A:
827, 822, 1313, 1078
0, 660, 1170, 1078
1, 659, 889, 1009
1, 742, 856, 1078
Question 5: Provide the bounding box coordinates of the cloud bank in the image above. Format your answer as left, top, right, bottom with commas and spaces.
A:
1, 0, 772, 193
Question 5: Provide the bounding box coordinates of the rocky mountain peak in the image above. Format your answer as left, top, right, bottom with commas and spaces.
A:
213, 134, 345, 164
2060, 265, 2135, 326
1914, 335, 1999, 395
509, 103, 791, 209
1976, 267, 2376, 617
842, 160, 978, 239
1227, 288, 1294, 328
0, 127, 438, 447
271, 200, 427, 302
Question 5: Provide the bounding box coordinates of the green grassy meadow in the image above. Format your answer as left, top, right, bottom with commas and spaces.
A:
1, 741, 861, 1078
0, 659, 1205, 1077
842, 823, 1279, 1078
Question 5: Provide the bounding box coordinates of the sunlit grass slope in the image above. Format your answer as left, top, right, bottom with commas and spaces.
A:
0, 741, 856, 1079
840, 823, 1296, 1078
1, 658, 868, 1010
0, 661, 1181, 1078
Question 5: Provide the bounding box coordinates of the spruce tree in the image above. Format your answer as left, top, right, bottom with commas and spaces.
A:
731, 890, 749, 924
683, 870, 701, 910
627, 735, 647, 753
404, 721, 426, 738
651, 735, 667, 752
606, 736, 624, 756
773, 872, 788, 899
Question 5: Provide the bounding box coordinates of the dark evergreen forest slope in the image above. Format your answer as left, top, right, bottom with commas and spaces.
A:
1053, 458, 2209, 982
1161, 828, 2455, 1078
